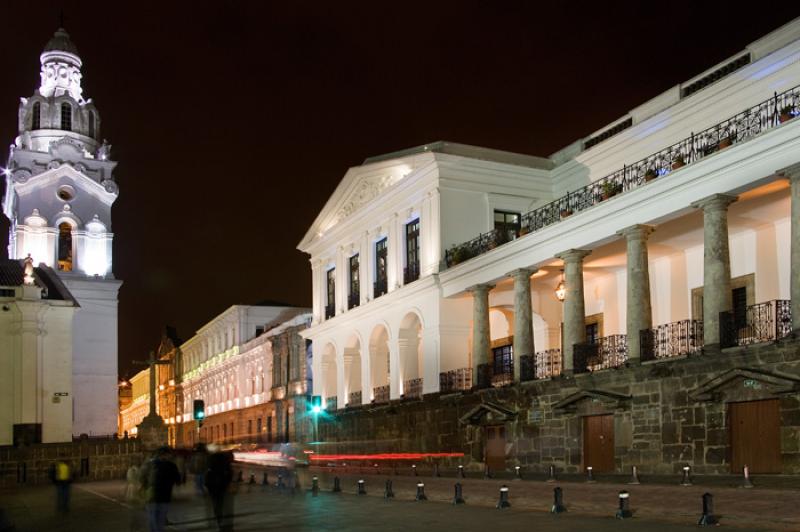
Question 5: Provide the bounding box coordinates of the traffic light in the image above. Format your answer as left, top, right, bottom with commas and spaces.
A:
193, 399, 205, 421
310, 395, 322, 414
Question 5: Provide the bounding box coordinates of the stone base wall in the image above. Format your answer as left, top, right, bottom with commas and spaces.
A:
0, 438, 143, 487
316, 338, 800, 475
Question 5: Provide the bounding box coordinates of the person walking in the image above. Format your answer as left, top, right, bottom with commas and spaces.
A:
189, 443, 208, 496
139, 447, 181, 532
205, 450, 234, 532
49, 460, 72, 513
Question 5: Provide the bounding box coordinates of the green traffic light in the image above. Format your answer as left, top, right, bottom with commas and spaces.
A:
312, 405, 321, 414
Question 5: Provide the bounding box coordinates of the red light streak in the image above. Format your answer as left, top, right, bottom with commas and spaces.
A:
309, 452, 464, 461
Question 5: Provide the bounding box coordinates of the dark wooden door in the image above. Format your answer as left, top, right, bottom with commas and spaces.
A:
730, 399, 781, 473
583, 414, 615, 472
485, 425, 506, 471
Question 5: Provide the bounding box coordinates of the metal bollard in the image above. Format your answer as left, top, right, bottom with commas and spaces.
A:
585, 466, 595, 483
276, 474, 285, 489
357, 479, 366, 495
514, 466, 522, 480
680, 465, 692, 486
453, 483, 465, 505
698, 492, 718, 526
484, 465, 492, 479
433, 463, 440, 477
496, 485, 511, 509
615, 490, 632, 519
741, 465, 754, 489
415, 482, 428, 501
311, 476, 319, 497
458, 465, 465, 478
332, 476, 341, 493
384, 479, 394, 499
628, 466, 641, 485
262, 472, 269, 486
248, 473, 256, 485
373, 463, 379, 474
551, 487, 566, 514
412, 464, 418, 476
546, 465, 557, 483
236, 470, 244, 483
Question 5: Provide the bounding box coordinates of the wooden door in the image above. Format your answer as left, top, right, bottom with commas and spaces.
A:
485, 425, 506, 471
583, 414, 615, 472
730, 399, 781, 473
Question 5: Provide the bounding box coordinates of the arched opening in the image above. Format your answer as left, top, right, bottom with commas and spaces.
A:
88, 110, 95, 138
369, 325, 390, 403
31, 102, 41, 130
57, 222, 73, 272
60, 102, 72, 131
344, 334, 362, 406
398, 312, 423, 398
321, 343, 338, 410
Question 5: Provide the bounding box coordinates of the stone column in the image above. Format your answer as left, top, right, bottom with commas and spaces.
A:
788, 169, 800, 331
468, 284, 494, 387
555, 250, 591, 374
618, 225, 655, 362
691, 194, 737, 345
508, 268, 536, 381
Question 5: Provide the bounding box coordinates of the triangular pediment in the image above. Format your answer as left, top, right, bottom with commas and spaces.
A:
553, 389, 631, 413
459, 401, 517, 425
14, 164, 117, 204
690, 367, 800, 402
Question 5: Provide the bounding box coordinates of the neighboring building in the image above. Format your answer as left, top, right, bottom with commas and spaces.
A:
0, 258, 78, 445
2, 28, 122, 437
155, 326, 183, 447
119, 368, 150, 438
299, 19, 800, 474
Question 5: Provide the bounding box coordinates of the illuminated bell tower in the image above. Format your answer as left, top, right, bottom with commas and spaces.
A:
2, 28, 122, 437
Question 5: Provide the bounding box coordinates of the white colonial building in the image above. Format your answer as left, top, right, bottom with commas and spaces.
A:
299, 18, 800, 411
2, 28, 122, 437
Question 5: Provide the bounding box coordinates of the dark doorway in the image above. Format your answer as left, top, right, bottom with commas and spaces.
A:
583, 414, 614, 472
485, 425, 506, 471
730, 399, 781, 473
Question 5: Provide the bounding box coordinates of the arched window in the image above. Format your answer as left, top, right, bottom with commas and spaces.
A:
60, 102, 72, 131
31, 102, 41, 130
57, 222, 73, 272
87, 111, 95, 137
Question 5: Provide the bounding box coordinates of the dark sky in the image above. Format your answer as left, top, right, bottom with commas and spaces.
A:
0, 2, 797, 377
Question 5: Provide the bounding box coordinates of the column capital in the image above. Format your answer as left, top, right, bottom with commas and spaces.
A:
555, 249, 591, 263
617, 224, 655, 241
780, 163, 800, 182
507, 267, 537, 279
466, 283, 495, 294
691, 193, 737, 212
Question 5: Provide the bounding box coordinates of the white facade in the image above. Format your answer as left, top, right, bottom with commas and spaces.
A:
299, 18, 800, 408
2, 28, 122, 436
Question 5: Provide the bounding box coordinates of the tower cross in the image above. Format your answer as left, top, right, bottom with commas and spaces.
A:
133, 351, 171, 418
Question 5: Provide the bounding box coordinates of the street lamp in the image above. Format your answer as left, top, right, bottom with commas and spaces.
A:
555, 269, 566, 302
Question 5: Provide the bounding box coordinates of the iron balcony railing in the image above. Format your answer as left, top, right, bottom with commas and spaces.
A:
324, 304, 335, 320
439, 367, 472, 393
348, 390, 362, 406
574, 334, 628, 374
372, 385, 390, 404
475, 358, 514, 388
402, 378, 423, 399
444, 85, 800, 269
348, 292, 360, 310
404, 262, 420, 284
641, 319, 703, 361
325, 396, 337, 411
720, 300, 792, 348
374, 277, 388, 298
520, 348, 563, 381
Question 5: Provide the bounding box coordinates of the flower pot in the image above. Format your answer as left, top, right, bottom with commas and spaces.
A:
718, 137, 732, 150
780, 113, 793, 124
519, 227, 530, 236
645, 173, 657, 182
560, 210, 573, 218
672, 160, 685, 170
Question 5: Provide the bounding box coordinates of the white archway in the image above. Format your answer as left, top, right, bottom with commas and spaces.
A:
398, 312, 423, 396
369, 324, 390, 402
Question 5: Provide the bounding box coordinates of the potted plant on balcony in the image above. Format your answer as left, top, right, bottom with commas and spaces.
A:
718, 131, 735, 150
671, 154, 686, 170
560, 207, 573, 218
644, 168, 658, 182
780, 106, 795, 124
600, 181, 622, 200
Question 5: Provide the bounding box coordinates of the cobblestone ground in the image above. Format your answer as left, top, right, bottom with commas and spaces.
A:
1, 472, 798, 531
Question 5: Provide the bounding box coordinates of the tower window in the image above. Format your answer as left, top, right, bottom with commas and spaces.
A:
31, 102, 41, 130
88, 111, 95, 138
60, 103, 72, 131
374, 238, 388, 297
58, 222, 73, 272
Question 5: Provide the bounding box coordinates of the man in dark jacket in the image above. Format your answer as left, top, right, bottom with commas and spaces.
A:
205, 450, 234, 532
140, 447, 181, 532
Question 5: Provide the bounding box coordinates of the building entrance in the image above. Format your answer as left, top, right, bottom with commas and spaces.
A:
730, 399, 781, 473
583, 414, 614, 472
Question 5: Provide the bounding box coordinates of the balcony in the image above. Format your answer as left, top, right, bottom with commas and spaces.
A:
444, 85, 800, 270
574, 334, 628, 374
404, 262, 420, 284
348, 292, 360, 310
348, 390, 362, 406
439, 368, 472, 393
641, 319, 703, 361
476, 359, 513, 388
374, 277, 388, 298
402, 378, 423, 399
720, 300, 792, 348
325, 396, 337, 411
372, 385, 390, 404
324, 304, 335, 320
520, 348, 562, 381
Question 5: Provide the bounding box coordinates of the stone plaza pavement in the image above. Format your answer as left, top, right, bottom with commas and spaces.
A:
1, 471, 799, 531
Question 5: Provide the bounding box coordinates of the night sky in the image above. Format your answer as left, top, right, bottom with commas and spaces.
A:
0, 2, 797, 377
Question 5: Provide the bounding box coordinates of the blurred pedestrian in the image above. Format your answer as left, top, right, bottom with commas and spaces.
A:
48, 460, 72, 513
139, 447, 181, 532
205, 450, 234, 532
190, 443, 209, 496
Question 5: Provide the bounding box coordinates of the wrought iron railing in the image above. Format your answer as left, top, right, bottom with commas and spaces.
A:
374, 277, 388, 298
348, 390, 362, 406
372, 385, 390, 404
439, 367, 472, 393
720, 300, 792, 348
574, 334, 628, 374
348, 292, 360, 310
475, 359, 514, 388
641, 319, 703, 361
404, 262, 420, 284
444, 86, 800, 269
325, 396, 337, 411
402, 378, 423, 399
324, 304, 335, 320
520, 348, 563, 381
